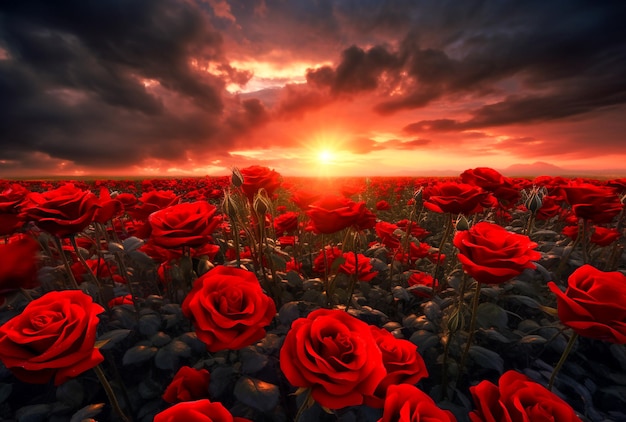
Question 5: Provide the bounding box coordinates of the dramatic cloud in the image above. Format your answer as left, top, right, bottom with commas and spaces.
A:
1, 0, 625, 176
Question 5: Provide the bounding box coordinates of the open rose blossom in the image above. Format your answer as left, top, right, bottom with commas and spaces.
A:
162, 366, 211, 403
182, 266, 276, 352
280, 308, 386, 409
548, 265, 626, 343
423, 182, 497, 215
154, 399, 251, 422
0, 290, 105, 386
469, 370, 581, 421
148, 201, 221, 249
19, 183, 100, 237
306, 195, 376, 234
379, 384, 457, 422
454, 222, 541, 284
0, 235, 40, 296
561, 182, 623, 224
239, 165, 282, 201
365, 326, 429, 408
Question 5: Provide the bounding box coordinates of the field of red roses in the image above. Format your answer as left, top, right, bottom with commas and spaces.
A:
0, 166, 625, 422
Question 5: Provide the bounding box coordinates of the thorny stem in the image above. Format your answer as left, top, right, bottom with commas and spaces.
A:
548, 332, 578, 391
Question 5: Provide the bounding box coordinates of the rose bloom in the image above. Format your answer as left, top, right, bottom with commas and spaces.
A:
182, 266, 276, 352
19, 183, 100, 237
0, 235, 40, 297
469, 370, 581, 422
454, 222, 541, 284
306, 195, 376, 234
379, 384, 457, 422
548, 265, 626, 343
93, 187, 123, 224
338, 252, 378, 282
312, 246, 343, 274
395, 219, 430, 240
461, 167, 520, 207
423, 182, 497, 215
154, 399, 251, 422
148, 201, 221, 249
561, 182, 623, 224
127, 190, 179, 221
0, 183, 29, 235
273, 211, 299, 235
376, 200, 391, 211
108, 294, 134, 308
365, 327, 429, 408
162, 366, 211, 403
280, 308, 386, 409
407, 271, 438, 298
562, 224, 620, 247
239, 165, 282, 201
376, 221, 401, 249
0, 290, 104, 385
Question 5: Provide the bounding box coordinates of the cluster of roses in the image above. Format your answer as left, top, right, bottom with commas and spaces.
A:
0, 165, 625, 421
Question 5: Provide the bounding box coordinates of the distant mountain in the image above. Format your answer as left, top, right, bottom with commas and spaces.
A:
501, 162, 566, 177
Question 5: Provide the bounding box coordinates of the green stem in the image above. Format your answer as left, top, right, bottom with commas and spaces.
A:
432, 214, 452, 292
94, 364, 132, 422
54, 236, 80, 290
548, 332, 578, 391
459, 281, 481, 374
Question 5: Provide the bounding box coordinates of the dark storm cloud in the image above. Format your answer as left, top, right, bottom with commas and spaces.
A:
0, 0, 260, 173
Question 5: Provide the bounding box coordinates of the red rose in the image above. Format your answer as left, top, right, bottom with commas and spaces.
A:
548, 265, 626, 343
461, 167, 520, 207
306, 195, 375, 234
148, 201, 221, 249
0, 290, 104, 385
312, 246, 343, 274
93, 187, 123, 223
0, 183, 29, 235
239, 165, 282, 201
534, 195, 564, 221
128, 190, 179, 221
562, 225, 620, 247
395, 219, 430, 239
376, 221, 401, 249
469, 370, 580, 421
561, 183, 622, 224
19, 183, 100, 237
154, 399, 251, 422
338, 252, 378, 282
365, 327, 429, 408
182, 266, 276, 352
279, 308, 386, 409
407, 271, 437, 298
379, 384, 457, 422
273, 211, 299, 235
162, 366, 211, 403
108, 294, 134, 308
289, 189, 321, 210
0, 235, 40, 296
394, 241, 431, 265
376, 200, 391, 211
454, 222, 541, 284
424, 182, 497, 215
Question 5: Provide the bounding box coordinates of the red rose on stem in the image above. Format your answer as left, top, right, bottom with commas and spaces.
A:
548, 265, 626, 343
182, 266, 276, 352
280, 308, 386, 409
379, 384, 457, 422
128, 190, 179, 221
407, 271, 437, 298
0, 290, 105, 385
93, 187, 123, 223
306, 195, 375, 234
376, 221, 401, 249
148, 201, 221, 249
162, 366, 211, 403
239, 165, 282, 201
0, 183, 29, 235
273, 211, 299, 235
312, 246, 343, 274
469, 370, 581, 421
365, 326, 429, 408
561, 183, 622, 224
154, 399, 251, 422
454, 222, 541, 284
0, 235, 40, 296
20, 183, 100, 237
424, 182, 497, 215
338, 252, 378, 282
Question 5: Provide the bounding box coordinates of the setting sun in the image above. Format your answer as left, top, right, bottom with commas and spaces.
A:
318, 149, 335, 165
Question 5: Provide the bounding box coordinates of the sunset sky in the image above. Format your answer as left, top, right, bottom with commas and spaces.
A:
1, 1, 625, 178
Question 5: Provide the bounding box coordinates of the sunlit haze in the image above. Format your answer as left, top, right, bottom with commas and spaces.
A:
1, 1, 625, 178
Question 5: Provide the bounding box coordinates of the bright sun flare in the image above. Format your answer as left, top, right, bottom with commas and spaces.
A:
318, 149, 334, 165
